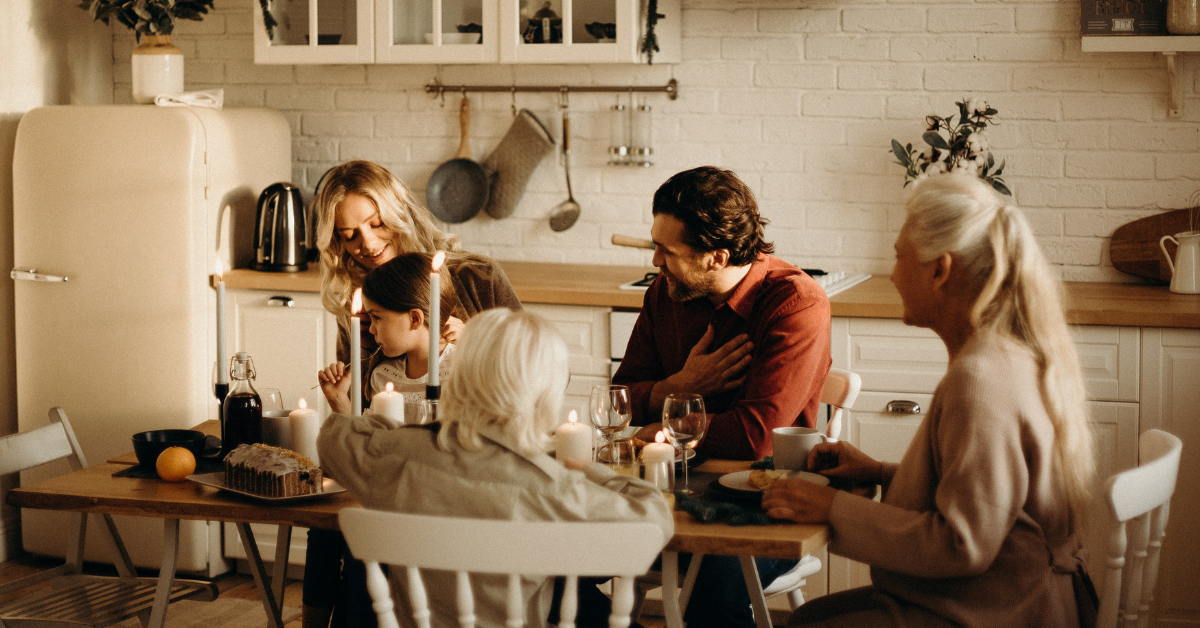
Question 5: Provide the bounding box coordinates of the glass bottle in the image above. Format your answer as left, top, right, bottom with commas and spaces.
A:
221, 351, 263, 457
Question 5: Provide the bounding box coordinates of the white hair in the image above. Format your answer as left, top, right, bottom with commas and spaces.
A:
904, 174, 1095, 519
437, 308, 569, 457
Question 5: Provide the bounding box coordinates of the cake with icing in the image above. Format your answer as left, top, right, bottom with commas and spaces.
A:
224, 443, 323, 497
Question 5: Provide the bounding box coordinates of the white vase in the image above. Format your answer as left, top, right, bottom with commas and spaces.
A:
131, 34, 184, 104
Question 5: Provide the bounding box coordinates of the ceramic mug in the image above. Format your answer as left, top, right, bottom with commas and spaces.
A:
773, 427, 828, 471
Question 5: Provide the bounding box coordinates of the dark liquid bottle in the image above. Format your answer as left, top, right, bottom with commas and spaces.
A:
221, 351, 263, 457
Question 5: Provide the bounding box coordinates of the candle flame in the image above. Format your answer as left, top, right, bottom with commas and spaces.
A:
656, 430, 666, 444
386, 382, 394, 393
431, 251, 446, 272
568, 409, 578, 424
214, 258, 224, 278
351, 288, 363, 314
298, 397, 308, 410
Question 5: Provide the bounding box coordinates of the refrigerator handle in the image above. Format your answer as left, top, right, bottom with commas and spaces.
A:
11, 268, 69, 282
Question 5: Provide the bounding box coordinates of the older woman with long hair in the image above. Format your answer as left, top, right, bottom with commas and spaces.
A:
763, 174, 1097, 628
318, 309, 673, 628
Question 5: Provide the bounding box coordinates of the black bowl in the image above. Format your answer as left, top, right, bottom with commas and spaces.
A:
132, 429, 207, 469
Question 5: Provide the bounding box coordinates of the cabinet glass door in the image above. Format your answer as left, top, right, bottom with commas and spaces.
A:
254, 0, 373, 63
501, 0, 635, 63
375, 0, 498, 63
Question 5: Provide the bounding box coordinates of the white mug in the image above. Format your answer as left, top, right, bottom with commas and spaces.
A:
772, 427, 827, 471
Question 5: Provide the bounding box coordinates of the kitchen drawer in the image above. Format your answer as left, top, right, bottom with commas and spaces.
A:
610, 311, 639, 360
525, 303, 612, 377
1072, 326, 1139, 402
846, 391, 934, 464
843, 319, 947, 395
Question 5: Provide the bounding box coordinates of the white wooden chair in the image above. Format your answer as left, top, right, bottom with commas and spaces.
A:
820, 368, 861, 443
1097, 429, 1182, 628
339, 508, 665, 628
0, 407, 217, 628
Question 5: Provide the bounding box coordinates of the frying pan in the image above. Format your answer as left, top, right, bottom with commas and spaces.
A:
426, 96, 489, 223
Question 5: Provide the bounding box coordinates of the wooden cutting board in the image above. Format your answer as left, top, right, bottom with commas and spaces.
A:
1110, 207, 1199, 283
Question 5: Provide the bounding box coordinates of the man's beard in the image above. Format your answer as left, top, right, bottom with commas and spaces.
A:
662, 266, 715, 302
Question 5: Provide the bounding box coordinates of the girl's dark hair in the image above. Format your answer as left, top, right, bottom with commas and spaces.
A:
652, 166, 773, 266
361, 252, 460, 328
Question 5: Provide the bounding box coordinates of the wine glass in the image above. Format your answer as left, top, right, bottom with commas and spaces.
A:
662, 393, 707, 495
589, 385, 632, 464
258, 388, 284, 413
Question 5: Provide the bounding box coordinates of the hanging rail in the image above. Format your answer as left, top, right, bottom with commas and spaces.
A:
425, 78, 678, 100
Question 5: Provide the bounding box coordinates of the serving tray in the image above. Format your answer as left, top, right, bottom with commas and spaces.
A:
187, 471, 346, 503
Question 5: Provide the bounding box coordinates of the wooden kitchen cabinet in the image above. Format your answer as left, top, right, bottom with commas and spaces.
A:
254, 0, 679, 64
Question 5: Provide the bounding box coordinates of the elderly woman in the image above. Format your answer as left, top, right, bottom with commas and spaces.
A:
318, 309, 674, 628
763, 174, 1097, 628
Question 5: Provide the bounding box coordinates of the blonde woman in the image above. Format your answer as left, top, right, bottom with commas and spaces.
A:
318, 309, 673, 628
763, 174, 1097, 628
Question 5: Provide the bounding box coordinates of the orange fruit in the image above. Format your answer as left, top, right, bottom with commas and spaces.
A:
156, 446, 196, 482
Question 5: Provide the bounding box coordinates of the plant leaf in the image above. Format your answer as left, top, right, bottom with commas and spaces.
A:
923, 131, 950, 150
992, 179, 1012, 196
891, 139, 911, 165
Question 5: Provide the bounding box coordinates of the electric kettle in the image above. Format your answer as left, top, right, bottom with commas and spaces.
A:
251, 182, 308, 272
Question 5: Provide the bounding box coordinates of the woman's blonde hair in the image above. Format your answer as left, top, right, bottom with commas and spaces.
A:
314, 160, 462, 335
903, 174, 1094, 517
437, 309, 569, 458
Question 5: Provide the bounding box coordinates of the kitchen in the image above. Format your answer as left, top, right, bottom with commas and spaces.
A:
2, 0, 1199, 626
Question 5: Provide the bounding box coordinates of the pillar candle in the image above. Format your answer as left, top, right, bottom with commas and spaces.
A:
428, 251, 446, 389
371, 381, 405, 427
215, 260, 227, 386
289, 398, 321, 465
350, 288, 362, 416
554, 410, 593, 463
642, 430, 675, 490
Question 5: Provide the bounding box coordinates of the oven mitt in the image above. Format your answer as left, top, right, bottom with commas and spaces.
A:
481, 109, 554, 219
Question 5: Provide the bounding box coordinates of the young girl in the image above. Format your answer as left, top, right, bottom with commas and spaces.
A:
318, 252, 462, 420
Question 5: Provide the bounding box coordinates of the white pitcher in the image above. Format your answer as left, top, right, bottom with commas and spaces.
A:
1159, 230, 1200, 294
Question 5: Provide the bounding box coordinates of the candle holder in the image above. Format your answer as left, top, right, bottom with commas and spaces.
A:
422, 396, 440, 424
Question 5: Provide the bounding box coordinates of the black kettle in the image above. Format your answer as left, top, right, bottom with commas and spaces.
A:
251, 182, 308, 272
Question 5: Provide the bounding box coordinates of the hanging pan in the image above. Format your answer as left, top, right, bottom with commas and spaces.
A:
426, 95, 490, 223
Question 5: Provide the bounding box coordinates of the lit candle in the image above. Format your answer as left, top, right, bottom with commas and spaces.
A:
428, 251, 446, 393
371, 381, 405, 428
214, 259, 227, 386
350, 288, 363, 416
289, 398, 321, 465
642, 430, 675, 490
554, 410, 593, 463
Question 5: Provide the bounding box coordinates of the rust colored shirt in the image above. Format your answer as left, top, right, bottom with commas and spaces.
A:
613, 254, 831, 460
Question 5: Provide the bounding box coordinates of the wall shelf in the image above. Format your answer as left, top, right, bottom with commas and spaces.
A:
1081, 35, 1200, 118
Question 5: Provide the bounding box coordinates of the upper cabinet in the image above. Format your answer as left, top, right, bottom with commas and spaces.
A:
253, 0, 680, 64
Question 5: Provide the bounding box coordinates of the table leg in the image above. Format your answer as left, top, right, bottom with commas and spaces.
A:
739, 556, 772, 628
272, 525, 293, 607
147, 518, 180, 628
660, 551, 684, 628
236, 522, 285, 628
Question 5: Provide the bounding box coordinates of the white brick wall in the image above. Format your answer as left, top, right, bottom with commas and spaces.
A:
110, 0, 1200, 282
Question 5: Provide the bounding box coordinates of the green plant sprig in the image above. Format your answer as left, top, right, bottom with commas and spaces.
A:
891, 99, 1010, 196
79, 0, 213, 40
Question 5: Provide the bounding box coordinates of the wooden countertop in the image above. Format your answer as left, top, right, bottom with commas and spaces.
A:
224, 265, 1200, 329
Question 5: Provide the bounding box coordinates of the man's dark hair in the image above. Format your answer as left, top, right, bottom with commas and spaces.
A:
652, 166, 774, 266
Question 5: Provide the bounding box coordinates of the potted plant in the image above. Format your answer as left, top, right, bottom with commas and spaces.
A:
891, 99, 1011, 195
78, 0, 215, 103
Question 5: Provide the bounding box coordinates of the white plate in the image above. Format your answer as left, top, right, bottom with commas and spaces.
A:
187, 471, 346, 503
718, 469, 829, 493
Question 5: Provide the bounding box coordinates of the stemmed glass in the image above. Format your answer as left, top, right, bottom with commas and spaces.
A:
589, 385, 632, 464
663, 393, 707, 495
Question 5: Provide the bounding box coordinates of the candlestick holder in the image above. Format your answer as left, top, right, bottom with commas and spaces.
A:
422, 394, 440, 424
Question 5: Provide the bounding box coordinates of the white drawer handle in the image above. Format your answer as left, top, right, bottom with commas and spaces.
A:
267, 296, 295, 307
886, 400, 921, 414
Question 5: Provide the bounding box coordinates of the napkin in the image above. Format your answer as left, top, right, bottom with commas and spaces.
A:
154, 88, 225, 109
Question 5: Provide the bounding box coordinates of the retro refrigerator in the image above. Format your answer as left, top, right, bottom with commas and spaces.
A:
12, 105, 291, 575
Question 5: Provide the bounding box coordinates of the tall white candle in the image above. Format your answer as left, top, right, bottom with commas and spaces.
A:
554, 410, 593, 463
428, 251, 446, 388
371, 381, 405, 427
289, 397, 321, 465
351, 288, 363, 416
215, 260, 227, 386
642, 430, 675, 490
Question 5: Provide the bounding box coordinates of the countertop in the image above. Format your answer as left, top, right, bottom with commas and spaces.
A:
224, 264, 1200, 329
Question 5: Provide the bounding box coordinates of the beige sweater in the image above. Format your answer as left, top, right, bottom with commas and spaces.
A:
828, 332, 1085, 628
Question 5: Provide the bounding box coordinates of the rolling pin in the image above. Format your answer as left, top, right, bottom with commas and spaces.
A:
612, 234, 654, 250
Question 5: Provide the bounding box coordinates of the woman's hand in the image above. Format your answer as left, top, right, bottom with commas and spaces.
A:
761, 479, 838, 523
317, 361, 352, 414
441, 316, 465, 345
807, 441, 882, 484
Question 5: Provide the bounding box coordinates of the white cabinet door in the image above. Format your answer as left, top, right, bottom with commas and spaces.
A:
254, 0, 374, 63
374, 0, 500, 63
1073, 326, 1139, 402
525, 303, 612, 377
1140, 328, 1200, 627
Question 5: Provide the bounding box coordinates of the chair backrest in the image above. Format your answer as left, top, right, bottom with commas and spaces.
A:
0, 407, 87, 476
820, 368, 861, 442
340, 508, 665, 628
1097, 429, 1183, 628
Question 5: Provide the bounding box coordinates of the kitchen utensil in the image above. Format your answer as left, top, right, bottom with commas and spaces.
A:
1160, 230, 1200, 293
612, 234, 655, 249
132, 429, 207, 468
1110, 207, 1200, 282
426, 96, 490, 224
482, 109, 554, 219
550, 104, 581, 231
251, 182, 308, 272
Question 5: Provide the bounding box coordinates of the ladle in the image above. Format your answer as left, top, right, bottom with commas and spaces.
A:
549, 97, 581, 232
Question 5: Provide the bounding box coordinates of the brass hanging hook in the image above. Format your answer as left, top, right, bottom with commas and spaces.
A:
511, 87, 518, 117
559, 86, 569, 109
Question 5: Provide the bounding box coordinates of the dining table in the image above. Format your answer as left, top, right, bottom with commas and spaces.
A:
6, 421, 841, 628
